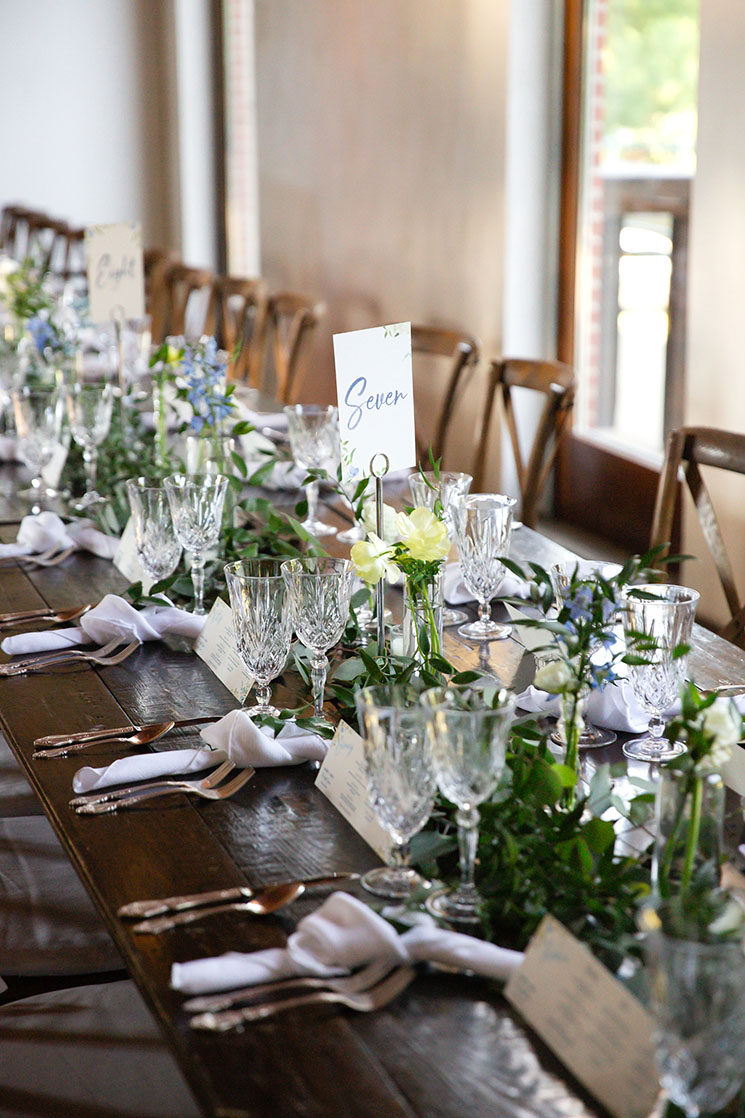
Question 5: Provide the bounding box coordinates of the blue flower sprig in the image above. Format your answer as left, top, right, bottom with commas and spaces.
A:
177, 336, 235, 434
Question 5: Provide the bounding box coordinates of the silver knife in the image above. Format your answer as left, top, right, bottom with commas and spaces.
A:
33, 715, 225, 750
117, 872, 358, 920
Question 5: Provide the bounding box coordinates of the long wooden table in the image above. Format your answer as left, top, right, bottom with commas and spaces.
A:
1, 477, 744, 1117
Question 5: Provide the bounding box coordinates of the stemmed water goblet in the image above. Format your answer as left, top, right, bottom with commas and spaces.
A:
284, 404, 339, 537
355, 684, 437, 899
67, 380, 114, 509
421, 687, 515, 922
451, 494, 516, 640
409, 470, 472, 625
164, 473, 228, 615
11, 384, 66, 513
621, 583, 699, 762
281, 557, 354, 719
126, 478, 182, 584
225, 559, 294, 716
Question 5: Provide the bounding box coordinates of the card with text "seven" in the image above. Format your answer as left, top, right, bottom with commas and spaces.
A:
333, 322, 416, 482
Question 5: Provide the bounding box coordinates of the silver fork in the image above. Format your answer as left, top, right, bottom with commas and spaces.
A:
183, 959, 394, 1014
70, 758, 236, 808
0, 639, 139, 677
190, 965, 416, 1031
74, 766, 254, 814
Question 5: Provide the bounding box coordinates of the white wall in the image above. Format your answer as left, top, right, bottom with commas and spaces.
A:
683, 0, 745, 624
0, 0, 177, 248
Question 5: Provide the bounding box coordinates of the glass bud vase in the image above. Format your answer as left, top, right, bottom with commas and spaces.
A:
402, 565, 444, 667
652, 768, 724, 898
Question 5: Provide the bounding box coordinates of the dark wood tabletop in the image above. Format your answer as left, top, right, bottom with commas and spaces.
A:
0, 473, 744, 1117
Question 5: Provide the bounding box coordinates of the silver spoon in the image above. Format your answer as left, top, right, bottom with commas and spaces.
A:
33, 720, 177, 759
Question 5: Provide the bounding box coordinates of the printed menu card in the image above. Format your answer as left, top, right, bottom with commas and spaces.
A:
316, 720, 391, 860
85, 221, 145, 323
333, 322, 416, 481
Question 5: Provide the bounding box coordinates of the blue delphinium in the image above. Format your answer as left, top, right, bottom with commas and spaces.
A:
179, 336, 234, 433
28, 314, 62, 358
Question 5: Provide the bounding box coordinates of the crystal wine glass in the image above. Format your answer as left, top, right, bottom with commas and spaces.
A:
281, 557, 354, 719
644, 918, 745, 1117
224, 559, 294, 716
451, 493, 516, 641
67, 380, 114, 509
126, 478, 182, 584
164, 473, 228, 615
622, 583, 699, 762
284, 404, 339, 537
409, 470, 472, 625
355, 684, 437, 899
421, 687, 515, 922
11, 384, 66, 513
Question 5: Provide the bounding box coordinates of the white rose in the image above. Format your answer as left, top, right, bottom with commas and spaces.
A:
708, 898, 745, 938
361, 500, 399, 543
703, 698, 742, 749
533, 658, 574, 694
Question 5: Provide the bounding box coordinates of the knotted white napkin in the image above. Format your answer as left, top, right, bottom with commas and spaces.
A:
517, 680, 745, 733
171, 891, 524, 994
0, 512, 119, 561
1, 593, 206, 655
200, 710, 327, 768
444, 563, 531, 605
72, 747, 228, 794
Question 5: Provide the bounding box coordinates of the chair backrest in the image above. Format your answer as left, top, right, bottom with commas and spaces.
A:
0, 205, 36, 259
410, 324, 481, 466
143, 249, 175, 318
650, 426, 745, 646
50, 223, 87, 279
475, 357, 575, 527
263, 292, 324, 403
150, 262, 215, 343
205, 275, 266, 382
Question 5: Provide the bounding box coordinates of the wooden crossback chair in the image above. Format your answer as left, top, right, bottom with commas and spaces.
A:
411, 324, 481, 466
205, 275, 266, 382
263, 292, 324, 403
475, 357, 575, 526
143, 248, 174, 318
150, 262, 215, 342
0, 205, 36, 258
650, 426, 745, 647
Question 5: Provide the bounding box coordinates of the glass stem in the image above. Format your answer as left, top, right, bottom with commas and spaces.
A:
83, 445, 97, 495
456, 805, 480, 898
310, 651, 328, 717
306, 479, 319, 526
190, 553, 206, 615
478, 598, 491, 626
254, 681, 271, 709
648, 713, 666, 757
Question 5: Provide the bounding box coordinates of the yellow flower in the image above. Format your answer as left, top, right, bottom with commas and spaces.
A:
394, 506, 450, 562
350, 535, 401, 586
166, 344, 182, 365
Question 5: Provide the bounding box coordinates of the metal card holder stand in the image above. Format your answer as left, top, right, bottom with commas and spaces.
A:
369, 452, 390, 656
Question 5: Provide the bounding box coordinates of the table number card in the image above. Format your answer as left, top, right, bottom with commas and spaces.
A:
85, 221, 145, 323
113, 517, 153, 594
333, 322, 416, 481
194, 597, 253, 703
315, 720, 391, 860
505, 915, 659, 1118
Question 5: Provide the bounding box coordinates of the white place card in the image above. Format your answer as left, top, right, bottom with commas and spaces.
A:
722, 741, 745, 795
194, 597, 253, 703
315, 720, 392, 860
85, 221, 145, 323
504, 603, 552, 655
505, 915, 658, 1118
113, 517, 153, 593
333, 322, 416, 482
40, 441, 68, 491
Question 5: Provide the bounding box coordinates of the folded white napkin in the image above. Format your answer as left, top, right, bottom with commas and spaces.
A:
200, 710, 327, 767
171, 890, 524, 994
444, 562, 531, 605
517, 680, 745, 733
72, 747, 228, 794
0, 512, 119, 562
240, 409, 289, 433
1, 593, 206, 655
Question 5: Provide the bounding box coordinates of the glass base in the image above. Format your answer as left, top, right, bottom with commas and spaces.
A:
458, 618, 511, 642
550, 722, 617, 749
361, 865, 424, 900
243, 702, 281, 717
337, 524, 366, 544
623, 736, 687, 763
443, 607, 467, 626
426, 887, 481, 925
72, 490, 107, 511
302, 517, 337, 538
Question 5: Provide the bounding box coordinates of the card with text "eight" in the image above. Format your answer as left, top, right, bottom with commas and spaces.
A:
333, 322, 416, 482
85, 221, 145, 324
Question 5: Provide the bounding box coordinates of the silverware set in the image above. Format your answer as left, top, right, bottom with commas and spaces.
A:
33, 715, 224, 758
0, 638, 140, 676
71, 760, 254, 814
